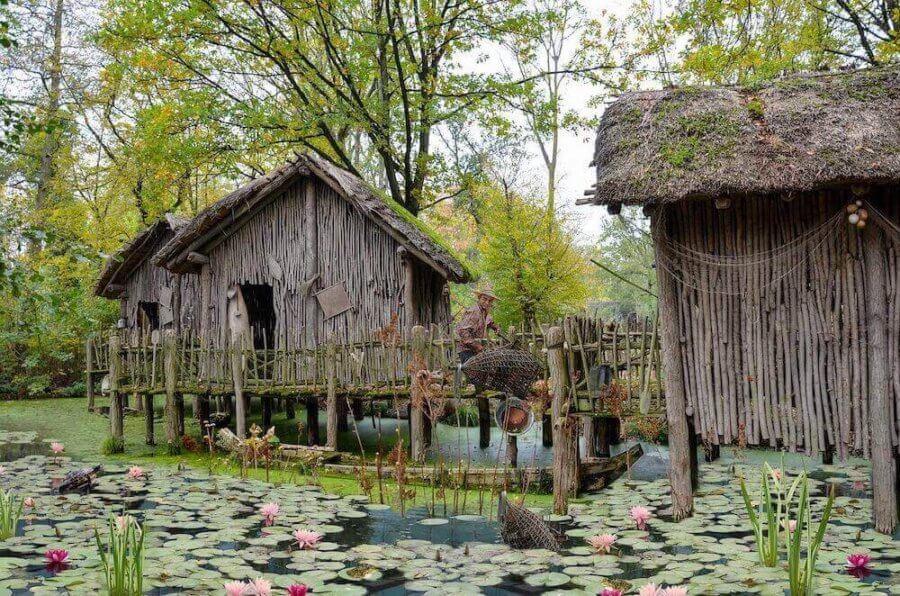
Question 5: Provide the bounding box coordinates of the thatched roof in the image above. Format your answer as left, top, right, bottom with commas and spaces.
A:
152, 153, 472, 282
94, 214, 187, 298
580, 66, 900, 207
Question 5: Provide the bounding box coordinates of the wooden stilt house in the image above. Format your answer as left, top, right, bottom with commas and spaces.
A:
95, 214, 198, 342
580, 66, 900, 532
151, 152, 472, 351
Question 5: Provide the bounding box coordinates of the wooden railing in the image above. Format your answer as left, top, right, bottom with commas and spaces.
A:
85, 315, 664, 417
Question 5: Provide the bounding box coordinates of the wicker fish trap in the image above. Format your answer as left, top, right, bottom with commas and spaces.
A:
460, 348, 543, 398
497, 492, 561, 551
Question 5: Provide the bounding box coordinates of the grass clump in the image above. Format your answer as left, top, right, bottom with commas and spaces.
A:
746, 97, 765, 120
101, 436, 125, 455
0, 490, 23, 540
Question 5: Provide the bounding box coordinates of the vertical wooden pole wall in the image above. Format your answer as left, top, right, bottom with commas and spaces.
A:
108, 332, 124, 451
865, 226, 898, 534
304, 179, 320, 446
652, 213, 694, 520
163, 329, 181, 451
548, 326, 578, 513
326, 337, 338, 450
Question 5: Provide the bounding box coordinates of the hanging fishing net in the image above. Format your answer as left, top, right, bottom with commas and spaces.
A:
460, 348, 543, 398
497, 492, 560, 551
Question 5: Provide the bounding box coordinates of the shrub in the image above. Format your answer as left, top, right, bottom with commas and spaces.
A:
101, 436, 125, 455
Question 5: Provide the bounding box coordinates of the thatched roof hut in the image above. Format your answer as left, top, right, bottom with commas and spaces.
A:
582, 66, 900, 533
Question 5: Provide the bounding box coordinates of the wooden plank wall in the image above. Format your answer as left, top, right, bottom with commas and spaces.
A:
658, 187, 899, 459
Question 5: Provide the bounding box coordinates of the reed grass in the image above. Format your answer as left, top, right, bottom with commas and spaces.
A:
0, 490, 23, 540
94, 514, 145, 596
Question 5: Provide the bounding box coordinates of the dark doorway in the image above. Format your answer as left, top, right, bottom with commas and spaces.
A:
138, 301, 160, 331
240, 283, 276, 349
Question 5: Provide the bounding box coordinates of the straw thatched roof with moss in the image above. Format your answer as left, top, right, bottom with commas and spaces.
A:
579, 66, 900, 207
152, 153, 473, 282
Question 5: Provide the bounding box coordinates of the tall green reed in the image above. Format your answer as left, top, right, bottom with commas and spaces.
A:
0, 490, 23, 540
787, 479, 835, 596
94, 514, 145, 596
739, 462, 800, 567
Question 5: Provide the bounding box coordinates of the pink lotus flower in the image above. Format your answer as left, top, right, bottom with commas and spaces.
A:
587, 533, 617, 554
639, 583, 661, 596
287, 585, 308, 596
24, 497, 35, 508
599, 588, 623, 596
249, 577, 272, 596
770, 468, 782, 482
293, 528, 322, 550
852, 480, 866, 491
664, 587, 688, 596
783, 518, 797, 533
630, 505, 652, 530
224, 581, 247, 596
259, 502, 280, 526
846, 553, 873, 579
45, 549, 69, 564
50, 442, 65, 454
126, 466, 145, 480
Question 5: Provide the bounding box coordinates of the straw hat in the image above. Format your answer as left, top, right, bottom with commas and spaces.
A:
474, 285, 498, 301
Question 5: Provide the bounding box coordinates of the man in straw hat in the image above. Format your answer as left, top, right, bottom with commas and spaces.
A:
456, 286, 500, 363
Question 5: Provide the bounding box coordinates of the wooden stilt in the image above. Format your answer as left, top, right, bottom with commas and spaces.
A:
284, 397, 295, 420
337, 396, 349, 432
542, 413, 553, 447
306, 396, 320, 446
596, 418, 613, 458
133, 392, 142, 413
548, 326, 578, 514
175, 393, 185, 436
163, 330, 181, 452
108, 332, 124, 452
507, 434, 518, 468
144, 394, 155, 445
231, 333, 246, 438
351, 398, 364, 421
326, 337, 338, 450
865, 226, 897, 534
653, 213, 694, 520
410, 326, 426, 462
198, 393, 210, 427
262, 395, 273, 428
86, 336, 95, 412
477, 396, 491, 449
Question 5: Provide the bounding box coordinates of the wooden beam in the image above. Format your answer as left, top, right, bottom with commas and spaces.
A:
187, 251, 210, 265
304, 180, 319, 350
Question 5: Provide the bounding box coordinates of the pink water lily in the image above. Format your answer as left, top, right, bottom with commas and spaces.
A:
782, 518, 797, 533
259, 502, 280, 526
293, 528, 322, 550
249, 577, 272, 596
24, 497, 36, 508
630, 505, 652, 530
664, 587, 688, 596
224, 580, 247, 596
638, 583, 661, 596
126, 465, 145, 480
287, 585, 308, 596
847, 553, 873, 579
770, 468, 782, 482
587, 533, 617, 554
45, 549, 69, 564
599, 588, 623, 596
50, 442, 65, 454
0, 465, 5, 475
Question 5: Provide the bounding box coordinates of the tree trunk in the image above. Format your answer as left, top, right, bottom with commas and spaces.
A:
326, 338, 338, 450
163, 329, 181, 452
410, 326, 427, 462
548, 326, 578, 513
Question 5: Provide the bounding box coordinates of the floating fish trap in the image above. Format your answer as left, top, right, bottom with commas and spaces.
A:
460, 348, 543, 399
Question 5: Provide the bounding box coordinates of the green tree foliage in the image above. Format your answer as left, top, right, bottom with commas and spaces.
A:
588, 209, 656, 320
475, 182, 587, 327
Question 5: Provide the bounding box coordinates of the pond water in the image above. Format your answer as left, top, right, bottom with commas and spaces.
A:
0, 430, 898, 594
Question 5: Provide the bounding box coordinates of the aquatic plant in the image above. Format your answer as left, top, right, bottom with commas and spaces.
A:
223, 581, 246, 595
629, 505, 651, 530
50, 442, 65, 454
293, 528, 322, 550
126, 466, 144, 480
738, 462, 801, 567
24, 497, 35, 509
600, 588, 623, 596
287, 585, 308, 596
259, 502, 280, 526
45, 548, 70, 573
249, 577, 272, 595
846, 553, 872, 578
587, 533, 617, 554
94, 513, 145, 595
786, 477, 835, 596
0, 489, 23, 540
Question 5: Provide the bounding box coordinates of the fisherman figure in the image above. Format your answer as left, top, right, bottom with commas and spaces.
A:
455, 287, 500, 363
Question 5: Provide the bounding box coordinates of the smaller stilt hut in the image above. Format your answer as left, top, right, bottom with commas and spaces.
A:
581, 66, 900, 533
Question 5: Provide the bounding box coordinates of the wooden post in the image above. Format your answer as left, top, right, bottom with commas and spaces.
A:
351, 398, 364, 421
285, 397, 296, 420
686, 410, 699, 491
306, 396, 320, 445
198, 393, 211, 427
262, 395, 273, 428
86, 336, 95, 412
410, 325, 427, 462
583, 418, 597, 458
326, 337, 338, 450
477, 396, 491, 449
865, 226, 897, 534
507, 433, 518, 468
144, 394, 154, 445
337, 397, 349, 432
175, 393, 185, 436
596, 418, 612, 458
652, 213, 693, 520
163, 329, 181, 452
108, 332, 125, 451
548, 326, 578, 514
542, 413, 553, 447
231, 333, 246, 438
